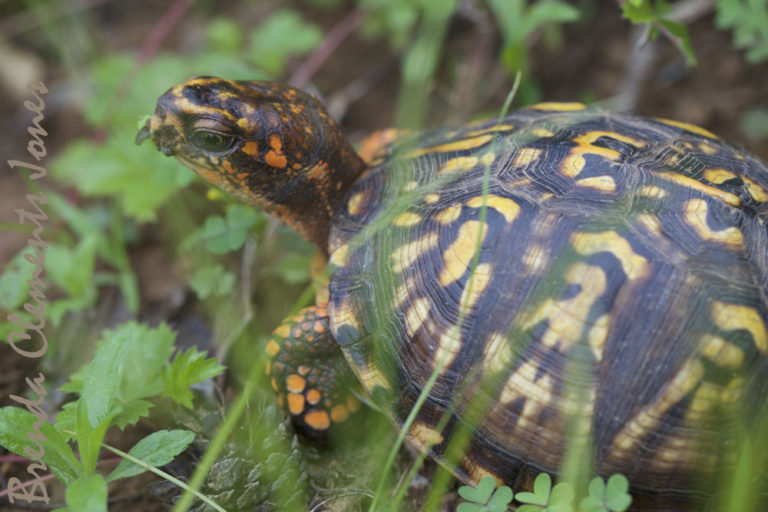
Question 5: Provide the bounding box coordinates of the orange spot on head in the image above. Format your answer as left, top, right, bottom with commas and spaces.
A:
313, 321, 326, 334
291, 327, 302, 338
242, 141, 260, 156
271, 378, 279, 391
287, 393, 306, 415
306, 389, 321, 405
222, 160, 237, 175
298, 365, 310, 376
265, 150, 288, 168
304, 410, 331, 430
269, 133, 283, 152
330, 405, 349, 423
286, 374, 306, 393
315, 306, 328, 316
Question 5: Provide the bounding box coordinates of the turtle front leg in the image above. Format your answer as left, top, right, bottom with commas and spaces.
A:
265, 304, 361, 437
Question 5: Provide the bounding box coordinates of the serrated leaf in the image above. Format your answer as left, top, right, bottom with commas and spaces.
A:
107, 429, 195, 482
109, 399, 154, 429
0, 407, 82, 484
81, 327, 130, 427
52, 136, 194, 223
162, 347, 225, 408
65, 474, 107, 512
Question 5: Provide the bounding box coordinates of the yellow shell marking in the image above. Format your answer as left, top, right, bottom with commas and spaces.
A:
657, 171, 742, 207
330, 297, 359, 331
393, 212, 422, 227
439, 221, 488, 286
522, 262, 607, 353
522, 244, 549, 273
571, 230, 649, 280
424, 193, 440, 204
459, 263, 493, 312
465, 124, 515, 137
636, 214, 663, 236
435, 204, 463, 225
639, 185, 669, 199
483, 332, 513, 375
576, 175, 617, 192
610, 359, 705, 453
408, 422, 444, 451
391, 232, 439, 273
684, 199, 744, 249
589, 314, 611, 362
465, 195, 521, 223
531, 128, 555, 137
511, 148, 542, 168
700, 334, 745, 368
330, 244, 349, 267
561, 131, 645, 178
435, 325, 462, 368
265, 339, 280, 357
437, 156, 479, 175
655, 117, 720, 139
347, 192, 365, 215
704, 168, 768, 202
405, 297, 430, 336
526, 102, 586, 111
711, 301, 768, 353
407, 135, 493, 158
500, 361, 556, 428
356, 363, 392, 392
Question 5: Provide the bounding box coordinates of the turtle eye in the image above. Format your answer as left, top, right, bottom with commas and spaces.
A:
190, 129, 236, 153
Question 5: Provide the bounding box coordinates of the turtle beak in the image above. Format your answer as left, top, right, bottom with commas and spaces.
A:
136, 118, 175, 156
135, 118, 152, 145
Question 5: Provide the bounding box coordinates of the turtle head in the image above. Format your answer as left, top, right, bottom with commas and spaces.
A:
137, 76, 367, 251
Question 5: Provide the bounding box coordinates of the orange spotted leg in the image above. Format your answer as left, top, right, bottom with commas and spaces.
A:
265, 304, 360, 437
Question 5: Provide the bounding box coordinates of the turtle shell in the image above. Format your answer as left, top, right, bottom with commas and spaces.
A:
326, 104, 768, 503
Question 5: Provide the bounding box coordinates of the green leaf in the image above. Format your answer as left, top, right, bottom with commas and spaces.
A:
605, 474, 632, 511
81, 327, 130, 427
247, 10, 323, 74
620, 0, 654, 23
549, 481, 575, 512
458, 475, 496, 503
65, 474, 108, 512
0, 407, 82, 484
162, 347, 225, 408
76, 400, 109, 475
516, 472, 551, 505
487, 485, 514, 511
106, 429, 195, 482
44, 236, 98, 300
52, 136, 193, 223
207, 17, 243, 53
189, 264, 235, 298
716, 0, 768, 63
456, 503, 483, 512
109, 399, 154, 429
658, 19, 696, 66
274, 252, 312, 284
194, 204, 264, 254
0, 247, 37, 310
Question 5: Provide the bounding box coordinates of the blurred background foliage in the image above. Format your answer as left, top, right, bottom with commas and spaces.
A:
1, 0, 767, 510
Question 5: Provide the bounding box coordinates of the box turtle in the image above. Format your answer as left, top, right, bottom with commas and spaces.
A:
138, 77, 768, 509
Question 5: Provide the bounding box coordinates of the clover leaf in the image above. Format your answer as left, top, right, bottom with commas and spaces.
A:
457, 476, 514, 512
579, 474, 632, 512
